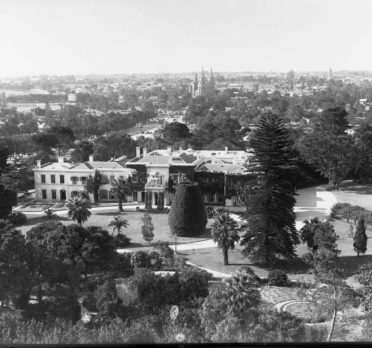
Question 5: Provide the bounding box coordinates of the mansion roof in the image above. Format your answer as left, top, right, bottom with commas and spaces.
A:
126, 147, 252, 175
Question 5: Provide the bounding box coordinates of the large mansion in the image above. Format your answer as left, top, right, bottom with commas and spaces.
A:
33, 146, 254, 206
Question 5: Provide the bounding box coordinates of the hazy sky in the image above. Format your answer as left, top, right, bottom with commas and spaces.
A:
0, 0, 371, 76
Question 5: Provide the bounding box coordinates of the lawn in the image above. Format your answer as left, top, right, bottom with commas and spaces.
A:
20, 209, 213, 246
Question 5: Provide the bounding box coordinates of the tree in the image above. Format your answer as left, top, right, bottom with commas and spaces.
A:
141, 212, 155, 244
304, 270, 355, 342
71, 140, 94, 163
162, 122, 191, 143
0, 221, 31, 308
299, 107, 354, 189
66, 194, 92, 225
211, 209, 240, 265
168, 182, 207, 237
93, 131, 137, 161
0, 144, 9, 173
85, 170, 107, 203
353, 217, 367, 256
240, 112, 299, 264
0, 185, 17, 219
108, 216, 129, 236
110, 178, 133, 212
300, 217, 340, 275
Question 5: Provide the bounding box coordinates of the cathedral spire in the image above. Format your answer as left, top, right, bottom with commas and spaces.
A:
210, 67, 214, 83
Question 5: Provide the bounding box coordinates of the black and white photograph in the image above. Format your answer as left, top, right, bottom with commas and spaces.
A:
1, 0, 372, 344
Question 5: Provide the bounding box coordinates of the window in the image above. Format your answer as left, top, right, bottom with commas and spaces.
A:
42, 189, 47, 199
80, 176, 87, 183
51, 190, 57, 200
60, 175, 65, 184
132, 173, 138, 182
71, 191, 78, 198
71, 176, 78, 184
119, 175, 124, 181
110, 175, 115, 183
100, 190, 108, 200
41, 175, 46, 183
51, 175, 55, 184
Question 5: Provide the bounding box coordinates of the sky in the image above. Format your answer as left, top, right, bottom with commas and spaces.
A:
0, 0, 371, 76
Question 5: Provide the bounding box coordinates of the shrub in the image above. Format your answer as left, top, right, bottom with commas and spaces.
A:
179, 267, 212, 301
130, 250, 152, 269
168, 182, 207, 237
114, 234, 131, 248
43, 208, 56, 219
267, 270, 289, 286
7, 211, 27, 226
330, 203, 351, 219
154, 241, 174, 260
205, 206, 215, 219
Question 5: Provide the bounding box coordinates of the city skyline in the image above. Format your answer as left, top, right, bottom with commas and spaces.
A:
0, 0, 371, 76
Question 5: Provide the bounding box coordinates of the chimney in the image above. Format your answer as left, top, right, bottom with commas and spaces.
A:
167, 146, 172, 155
89, 154, 94, 162
136, 146, 141, 158
36, 160, 41, 168
143, 147, 147, 157
58, 157, 64, 163
211, 153, 216, 164
225, 146, 228, 154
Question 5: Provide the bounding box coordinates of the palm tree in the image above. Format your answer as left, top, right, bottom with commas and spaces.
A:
110, 178, 133, 212
108, 216, 129, 236
85, 170, 107, 203
66, 194, 92, 225
211, 209, 240, 265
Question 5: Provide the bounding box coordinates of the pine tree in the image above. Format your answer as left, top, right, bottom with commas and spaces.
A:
241, 112, 299, 264
141, 212, 154, 244
353, 217, 367, 256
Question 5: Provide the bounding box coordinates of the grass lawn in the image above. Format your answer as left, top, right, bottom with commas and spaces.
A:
328, 180, 372, 211
20, 209, 213, 246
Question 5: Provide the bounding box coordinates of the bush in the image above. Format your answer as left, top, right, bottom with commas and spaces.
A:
130, 250, 162, 270
154, 241, 174, 260
205, 206, 215, 219
130, 250, 151, 269
178, 267, 212, 301
7, 211, 27, 226
114, 234, 131, 248
267, 270, 289, 286
330, 203, 352, 219
168, 182, 207, 237
43, 208, 56, 219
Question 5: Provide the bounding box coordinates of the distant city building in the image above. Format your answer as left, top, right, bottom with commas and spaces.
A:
189, 68, 216, 97
67, 93, 77, 104
328, 68, 333, 80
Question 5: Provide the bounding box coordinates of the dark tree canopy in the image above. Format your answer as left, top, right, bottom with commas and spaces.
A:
168, 182, 207, 237
241, 112, 298, 263
162, 122, 191, 143
354, 217, 367, 256
299, 107, 354, 189
0, 185, 17, 219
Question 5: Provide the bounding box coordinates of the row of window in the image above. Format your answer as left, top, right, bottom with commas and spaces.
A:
41, 174, 65, 184
197, 176, 224, 184
40, 174, 136, 185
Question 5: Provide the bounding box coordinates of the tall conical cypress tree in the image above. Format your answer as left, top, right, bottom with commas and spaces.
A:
241, 112, 299, 264
168, 181, 207, 237
353, 217, 367, 256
